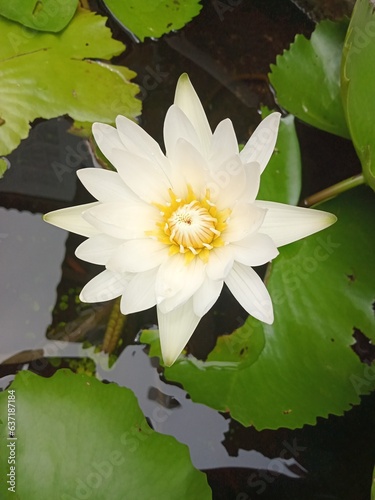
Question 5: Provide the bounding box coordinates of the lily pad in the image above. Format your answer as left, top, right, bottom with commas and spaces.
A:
103, 0, 202, 41
257, 109, 302, 205
269, 19, 350, 139
0, 0, 78, 32
341, 0, 375, 191
0, 370, 211, 499
142, 186, 375, 429
0, 8, 141, 157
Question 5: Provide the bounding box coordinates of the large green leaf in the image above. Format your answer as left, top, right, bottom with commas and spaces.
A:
257, 109, 302, 205
0, 8, 141, 156
269, 20, 350, 139
103, 0, 202, 42
341, 0, 375, 191
0, 370, 211, 499
142, 186, 375, 429
0, 0, 78, 32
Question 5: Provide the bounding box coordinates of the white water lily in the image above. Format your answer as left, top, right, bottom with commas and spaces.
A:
44, 74, 336, 366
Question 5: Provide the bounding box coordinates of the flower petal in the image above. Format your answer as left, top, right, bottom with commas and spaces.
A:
77, 168, 136, 203
209, 118, 239, 167
206, 246, 234, 280
225, 263, 274, 324
75, 234, 121, 265
80, 270, 127, 303
174, 73, 212, 158
164, 105, 202, 160
170, 138, 208, 198
239, 161, 261, 203
156, 254, 205, 313
232, 233, 279, 267
120, 268, 157, 314
193, 278, 223, 316
82, 201, 159, 239
240, 112, 281, 173
92, 122, 125, 163
209, 155, 247, 209
107, 239, 168, 273
157, 297, 201, 366
43, 203, 100, 237
223, 203, 266, 243
255, 200, 337, 247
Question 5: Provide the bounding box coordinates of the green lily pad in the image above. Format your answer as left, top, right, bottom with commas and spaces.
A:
341, 0, 375, 191
0, 370, 211, 499
0, 0, 78, 32
103, 0, 202, 41
257, 109, 302, 205
0, 8, 141, 157
142, 186, 375, 429
269, 19, 350, 139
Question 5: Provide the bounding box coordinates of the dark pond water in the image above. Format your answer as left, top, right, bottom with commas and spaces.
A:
0, 0, 374, 499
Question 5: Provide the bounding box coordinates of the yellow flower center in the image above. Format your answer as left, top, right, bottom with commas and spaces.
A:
147, 186, 231, 263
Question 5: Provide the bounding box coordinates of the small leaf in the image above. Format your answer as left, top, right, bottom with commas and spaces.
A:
0, 370, 211, 499
103, 0, 202, 41
341, 0, 375, 191
0, 8, 141, 156
0, 0, 78, 32
257, 109, 302, 205
143, 186, 375, 429
269, 19, 350, 139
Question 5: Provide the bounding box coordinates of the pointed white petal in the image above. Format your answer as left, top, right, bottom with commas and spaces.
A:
206, 246, 234, 280
164, 105, 202, 159
232, 233, 279, 267
210, 155, 246, 209
157, 297, 201, 366
80, 270, 127, 303
156, 255, 206, 313
107, 239, 168, 273
174, 73, 212, 157
209, 118, 239, 167
170, 138, 208, 198
77, 168, 136, 202
92, 123, 126, 167
109, 149, 170, 204
193, 278, 223, 316
75, 234, 121, 265
120, 268, 157, 314
255, 200, 337, 247
223, 203, 266, 243
225, 263, 274, 324
239, 161, 261, 203
82, 201, 159, 239
43, 203, 100, 237
240, 112, 281, 173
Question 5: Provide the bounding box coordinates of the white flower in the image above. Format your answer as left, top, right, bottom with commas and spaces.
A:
44, 74, 336, 366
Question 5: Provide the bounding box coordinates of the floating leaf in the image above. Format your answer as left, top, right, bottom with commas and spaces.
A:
257, 109, 302, 205
142, 186, 375, 429
0, 8, 141, 156
269, 20, 350, 139
341, 0, 375, 191
103, 0, 202, 41
0, 370, 211, 499
0, 0, 78, 32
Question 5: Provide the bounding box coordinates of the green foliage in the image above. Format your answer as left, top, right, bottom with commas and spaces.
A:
0, 370, 211, 499
142, 187, 375, 429
341, 0, 375, 191
103, 0, 202, 41
0, 8, 141, 156
269, 20, 350, 139
257, 109, 302, 205
0, 0, 78, 32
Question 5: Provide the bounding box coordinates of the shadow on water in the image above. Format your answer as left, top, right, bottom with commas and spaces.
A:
0, 1, 373, 499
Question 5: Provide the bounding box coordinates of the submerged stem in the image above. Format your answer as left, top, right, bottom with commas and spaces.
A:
303, 174, 365, 207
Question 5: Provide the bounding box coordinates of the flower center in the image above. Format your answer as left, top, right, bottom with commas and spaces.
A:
147, 186, 231, 263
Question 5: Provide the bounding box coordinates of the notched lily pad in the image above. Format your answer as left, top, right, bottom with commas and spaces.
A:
0, 8, 141, 157
143, 187, 375, 429
103, 0, 202, 41
0, 370, 211, 499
